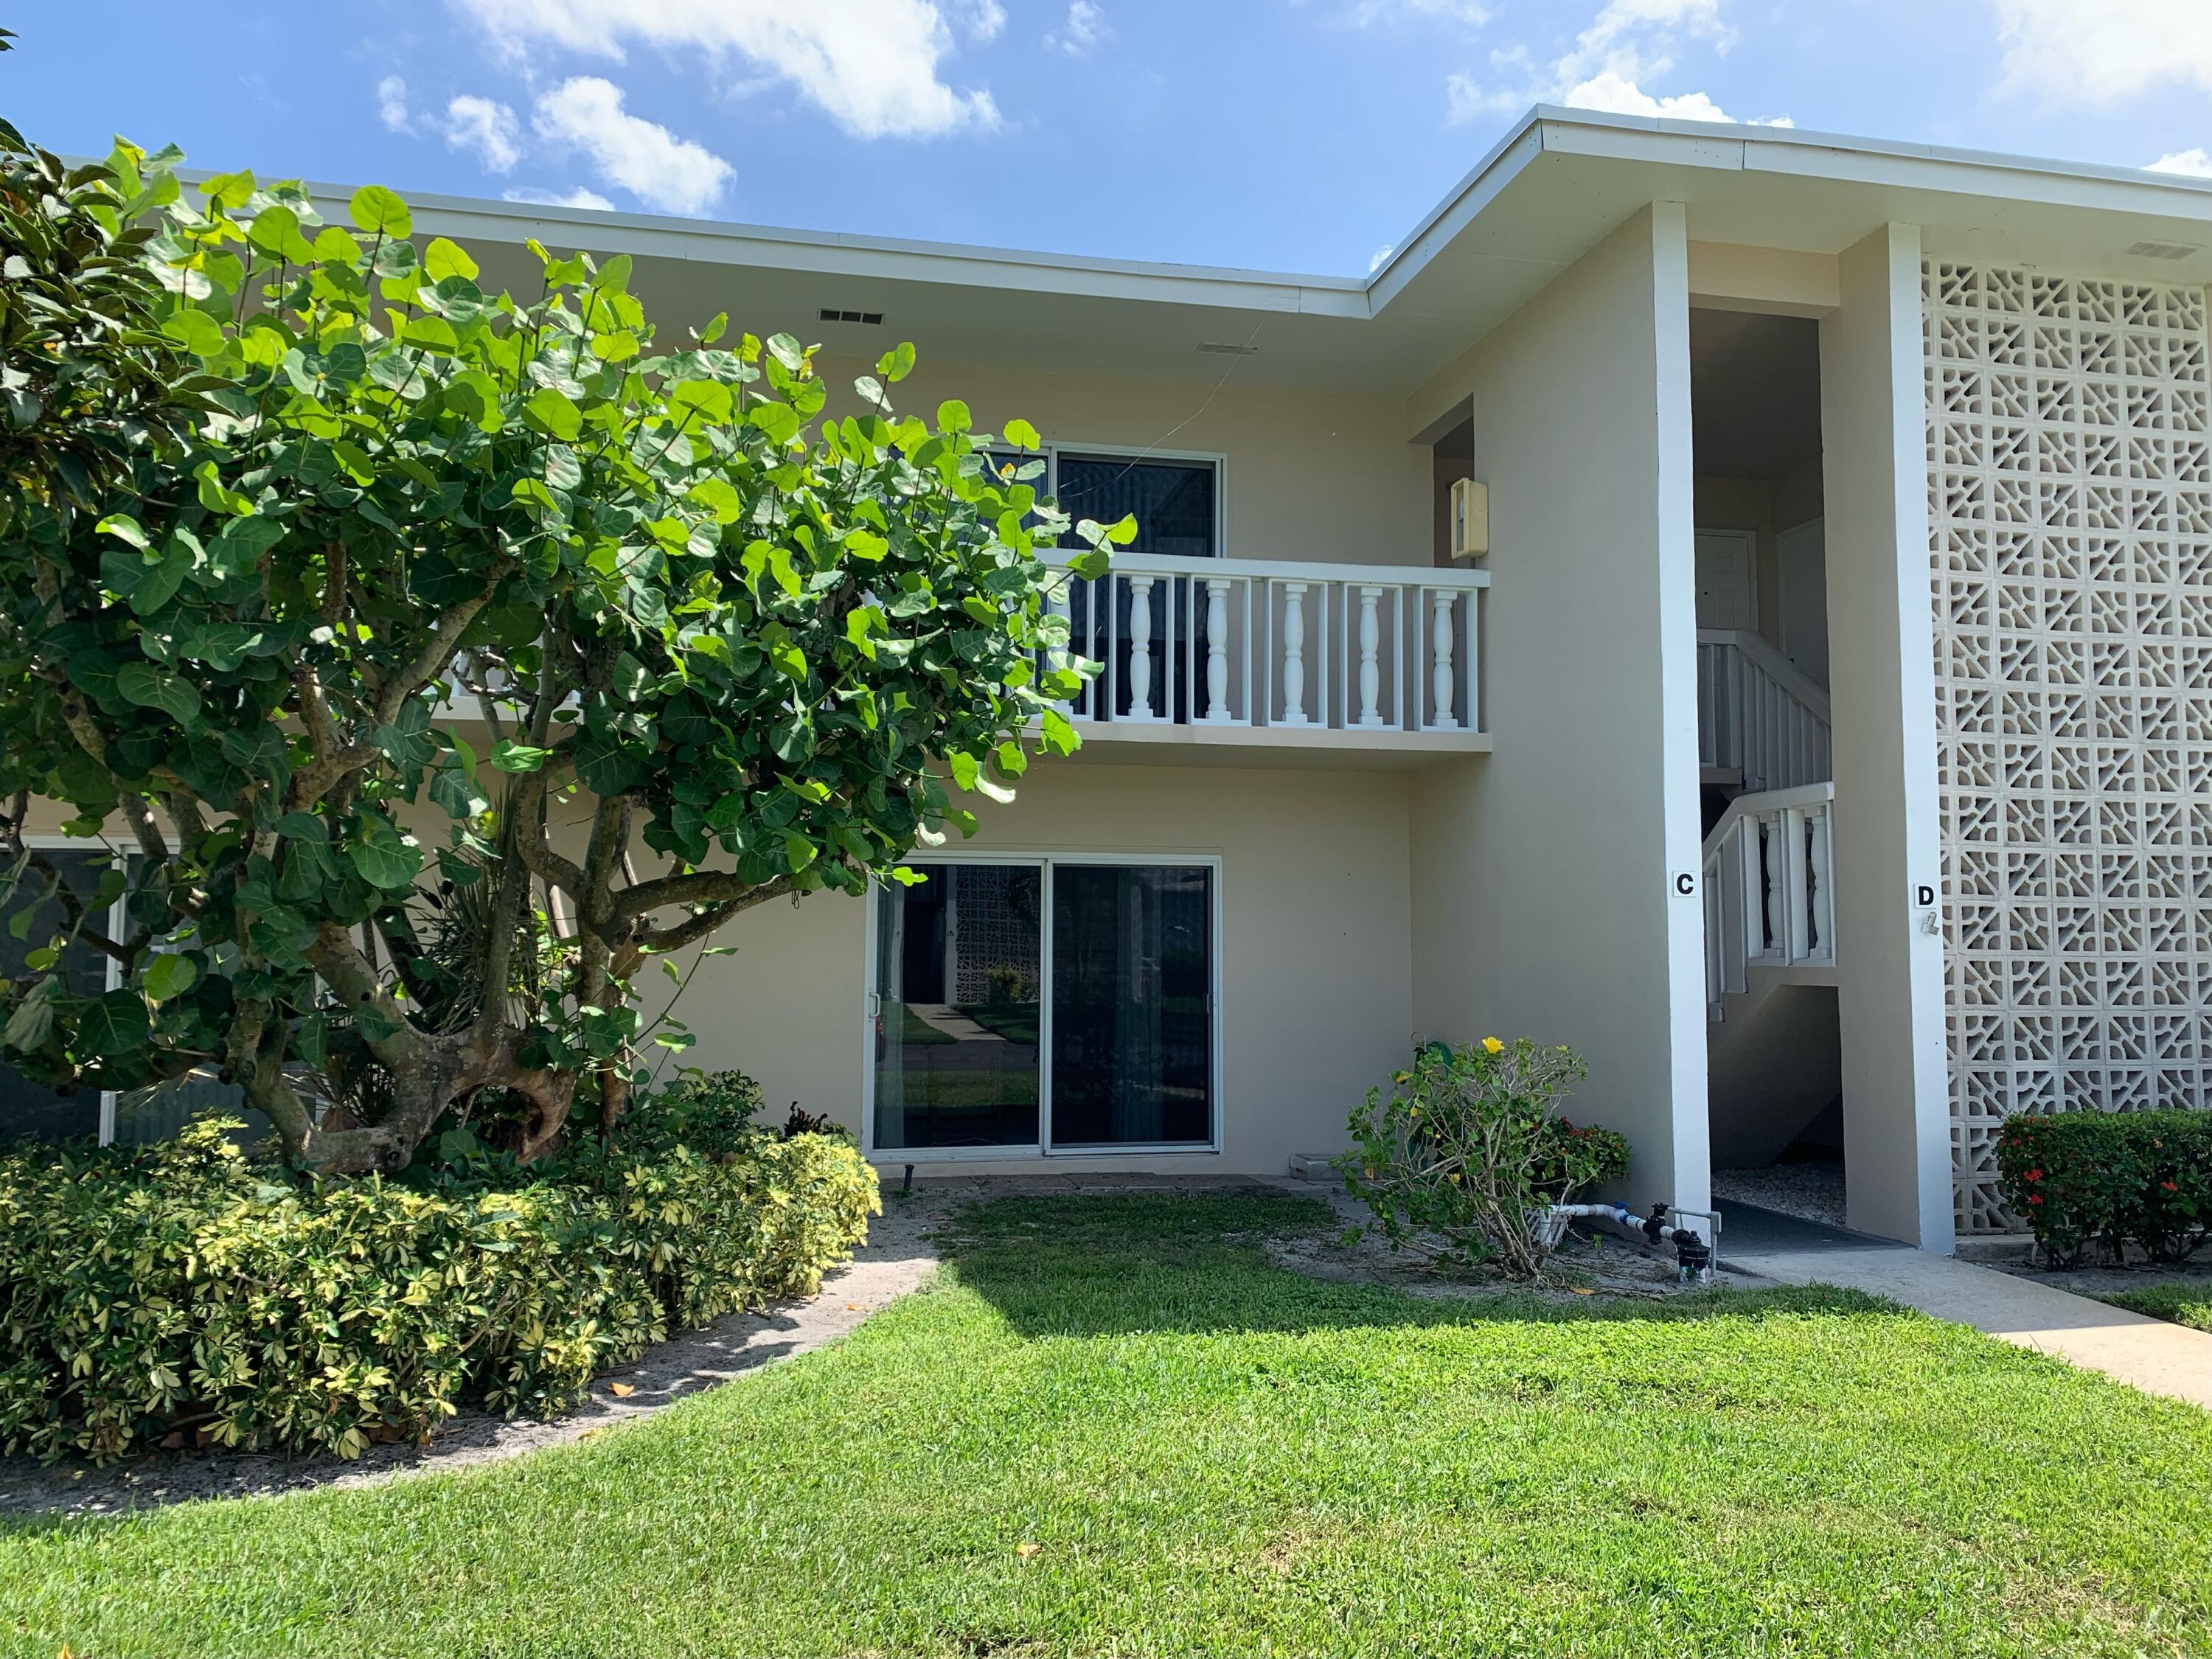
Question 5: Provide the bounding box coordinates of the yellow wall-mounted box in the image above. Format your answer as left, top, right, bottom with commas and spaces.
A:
1449, 476, 1489, 559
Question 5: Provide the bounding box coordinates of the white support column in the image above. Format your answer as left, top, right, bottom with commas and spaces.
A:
1125, 576, 1156, 721
1355, 585, 1384, 728
1203, 577, 1233, 723
1823, 221, 1953, 1251
1280, 581, 1310, 726
1428, 590, 1458, 729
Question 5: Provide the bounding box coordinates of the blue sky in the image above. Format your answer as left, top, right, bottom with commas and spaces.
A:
5, 1, 2211, 277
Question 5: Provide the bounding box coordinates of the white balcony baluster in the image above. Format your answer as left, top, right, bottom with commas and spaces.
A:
1428, 590, 1457, 730
1126, 576, 1156, 720
1354, 586, 1384, 727
1203, 577, 1233, 722
1281, 581, 1310, 726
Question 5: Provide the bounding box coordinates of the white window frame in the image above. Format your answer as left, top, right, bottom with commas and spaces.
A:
860, 849, 1225, 1161
9, 835, 130, 1144
1012, 444, 1229, 560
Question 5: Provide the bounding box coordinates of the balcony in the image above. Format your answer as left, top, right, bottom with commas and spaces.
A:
1044, 552, 1491, 765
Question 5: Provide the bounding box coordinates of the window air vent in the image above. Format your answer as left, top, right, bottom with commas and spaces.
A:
1197, 341, 1259, 355
2125, 240, 2202, 262
818, 307, 885, 324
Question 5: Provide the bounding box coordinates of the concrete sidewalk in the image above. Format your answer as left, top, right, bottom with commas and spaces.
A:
1732, 1242, 2212, 1411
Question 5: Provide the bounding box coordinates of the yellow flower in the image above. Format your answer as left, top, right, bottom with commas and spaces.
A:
1481, 1037, 1504, 1054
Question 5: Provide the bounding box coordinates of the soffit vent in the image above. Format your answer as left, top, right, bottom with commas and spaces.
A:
818, 307, 885, 324
2124, 240, 2202, 262
1197, 341, 1259, 355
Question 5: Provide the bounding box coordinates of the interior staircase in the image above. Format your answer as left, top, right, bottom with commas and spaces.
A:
1697, 630, 1840, 1168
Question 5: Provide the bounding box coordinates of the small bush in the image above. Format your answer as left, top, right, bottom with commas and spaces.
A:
1336, 1037, 1626, 1279
0, 1091, 878, 1464
619, 1068, 767, 1157
1996, 1107, 2212, 1267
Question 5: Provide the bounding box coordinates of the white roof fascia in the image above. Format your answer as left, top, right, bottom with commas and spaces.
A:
158, 108, 2212, 335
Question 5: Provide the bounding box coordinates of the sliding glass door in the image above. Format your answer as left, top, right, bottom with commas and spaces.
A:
869, 858, 1216, 1155
1048, 864, 1212, 1149
872, 863, 1043, 1152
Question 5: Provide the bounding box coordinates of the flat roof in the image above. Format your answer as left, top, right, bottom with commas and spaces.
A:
276, 107, 2212, 396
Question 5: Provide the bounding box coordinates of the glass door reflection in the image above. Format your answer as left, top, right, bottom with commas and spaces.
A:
872, 863, 1043, 1151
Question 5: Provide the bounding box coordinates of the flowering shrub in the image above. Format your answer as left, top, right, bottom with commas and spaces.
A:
1996, 1108, 2212, 1267
0, 1086, 877, 1464
1335, 1037, 1624, 1280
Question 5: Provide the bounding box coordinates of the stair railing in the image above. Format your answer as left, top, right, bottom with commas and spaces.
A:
1697, 629, 1832, 792
1702, 782, 1836, 1013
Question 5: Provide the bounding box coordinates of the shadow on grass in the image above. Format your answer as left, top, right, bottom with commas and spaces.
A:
939, 1189, 1897, 1340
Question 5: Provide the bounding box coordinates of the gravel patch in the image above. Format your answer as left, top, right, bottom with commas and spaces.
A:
0, 1197, 942, 1520
1261, 1178, 1753, 1302
1714, 1163, 1848, 1229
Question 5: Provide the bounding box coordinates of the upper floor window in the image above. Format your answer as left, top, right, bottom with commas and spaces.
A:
1053, 453, 1219, 559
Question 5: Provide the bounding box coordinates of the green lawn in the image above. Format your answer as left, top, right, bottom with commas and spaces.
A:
5, 1192, 2211, 1658
2098, 1278, 2212, 1334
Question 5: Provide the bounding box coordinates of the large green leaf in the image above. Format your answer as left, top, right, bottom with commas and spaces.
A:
78, 990, 150, 1057
349, 184, 412, 239
114, 664, 202, 725
346, 816, 422, 891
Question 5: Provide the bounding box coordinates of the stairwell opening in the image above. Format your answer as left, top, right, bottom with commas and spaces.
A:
1688, 307, 1848, 1230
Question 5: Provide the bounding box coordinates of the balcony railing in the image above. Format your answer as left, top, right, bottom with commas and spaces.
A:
1702, 781, 1836, 1014
1044, 552, 1489, 737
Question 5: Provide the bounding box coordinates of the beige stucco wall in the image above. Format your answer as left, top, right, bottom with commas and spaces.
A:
816, 357, 1433, 571
1407, 204, 1712, 1208
660, 757, 1416, 1176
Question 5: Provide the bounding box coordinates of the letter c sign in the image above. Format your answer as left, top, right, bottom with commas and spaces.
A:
1674, 872, 1696, 897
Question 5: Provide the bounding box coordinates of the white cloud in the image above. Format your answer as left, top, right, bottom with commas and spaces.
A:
2149, 148, 2212, 178
1994, 0, 2212, 105
377, 75, 414, 134
1045, 1, 1110, 55
1557, 69, 1790, 125
532, 77, 734, 216
1368, 243, 1397, 273
449, 0, 999, 140
445, 94, 523, 173
1447, 0, 1784, 128
503, 185, 619, 211
946, 0, 1006, 41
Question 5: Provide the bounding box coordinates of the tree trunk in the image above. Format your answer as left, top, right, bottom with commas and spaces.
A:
240, 1015, 580, 1175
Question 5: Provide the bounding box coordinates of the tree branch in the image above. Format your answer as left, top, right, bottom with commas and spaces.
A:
370, 583, 498, 728
304, 919, 426, 1074
611, 866, 773, 923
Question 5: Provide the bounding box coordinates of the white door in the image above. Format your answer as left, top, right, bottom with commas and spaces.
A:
1777, 518, 1829, 687
1694, 529, 1757, 632
1699, 533, 1752, 637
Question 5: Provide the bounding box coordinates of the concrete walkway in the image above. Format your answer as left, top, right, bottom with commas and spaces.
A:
1728, 1220, 2212, 1411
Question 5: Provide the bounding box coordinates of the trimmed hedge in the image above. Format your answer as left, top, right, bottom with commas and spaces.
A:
1996, 1107, 2212, 1267
0, 1093, 878, 1464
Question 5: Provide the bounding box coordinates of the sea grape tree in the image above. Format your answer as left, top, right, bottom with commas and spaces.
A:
0, 136, 1116, 1172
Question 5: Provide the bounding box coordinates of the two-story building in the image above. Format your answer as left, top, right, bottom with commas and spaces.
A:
15, 105, 2212, 1256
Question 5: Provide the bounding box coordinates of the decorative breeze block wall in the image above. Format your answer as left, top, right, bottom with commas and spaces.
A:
1924, 260, 2212, 1233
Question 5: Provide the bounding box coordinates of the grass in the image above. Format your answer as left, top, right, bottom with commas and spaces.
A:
2097, 1278, 2212, 1334
5, 1192, 2211, 1658
955, 1001, 1040, 1046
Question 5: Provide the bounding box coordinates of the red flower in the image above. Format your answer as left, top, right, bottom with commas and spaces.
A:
2162, 1180, 2179, 1192
2027, 1194, 2043, 1206
2024, 1169, 2042, 1183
